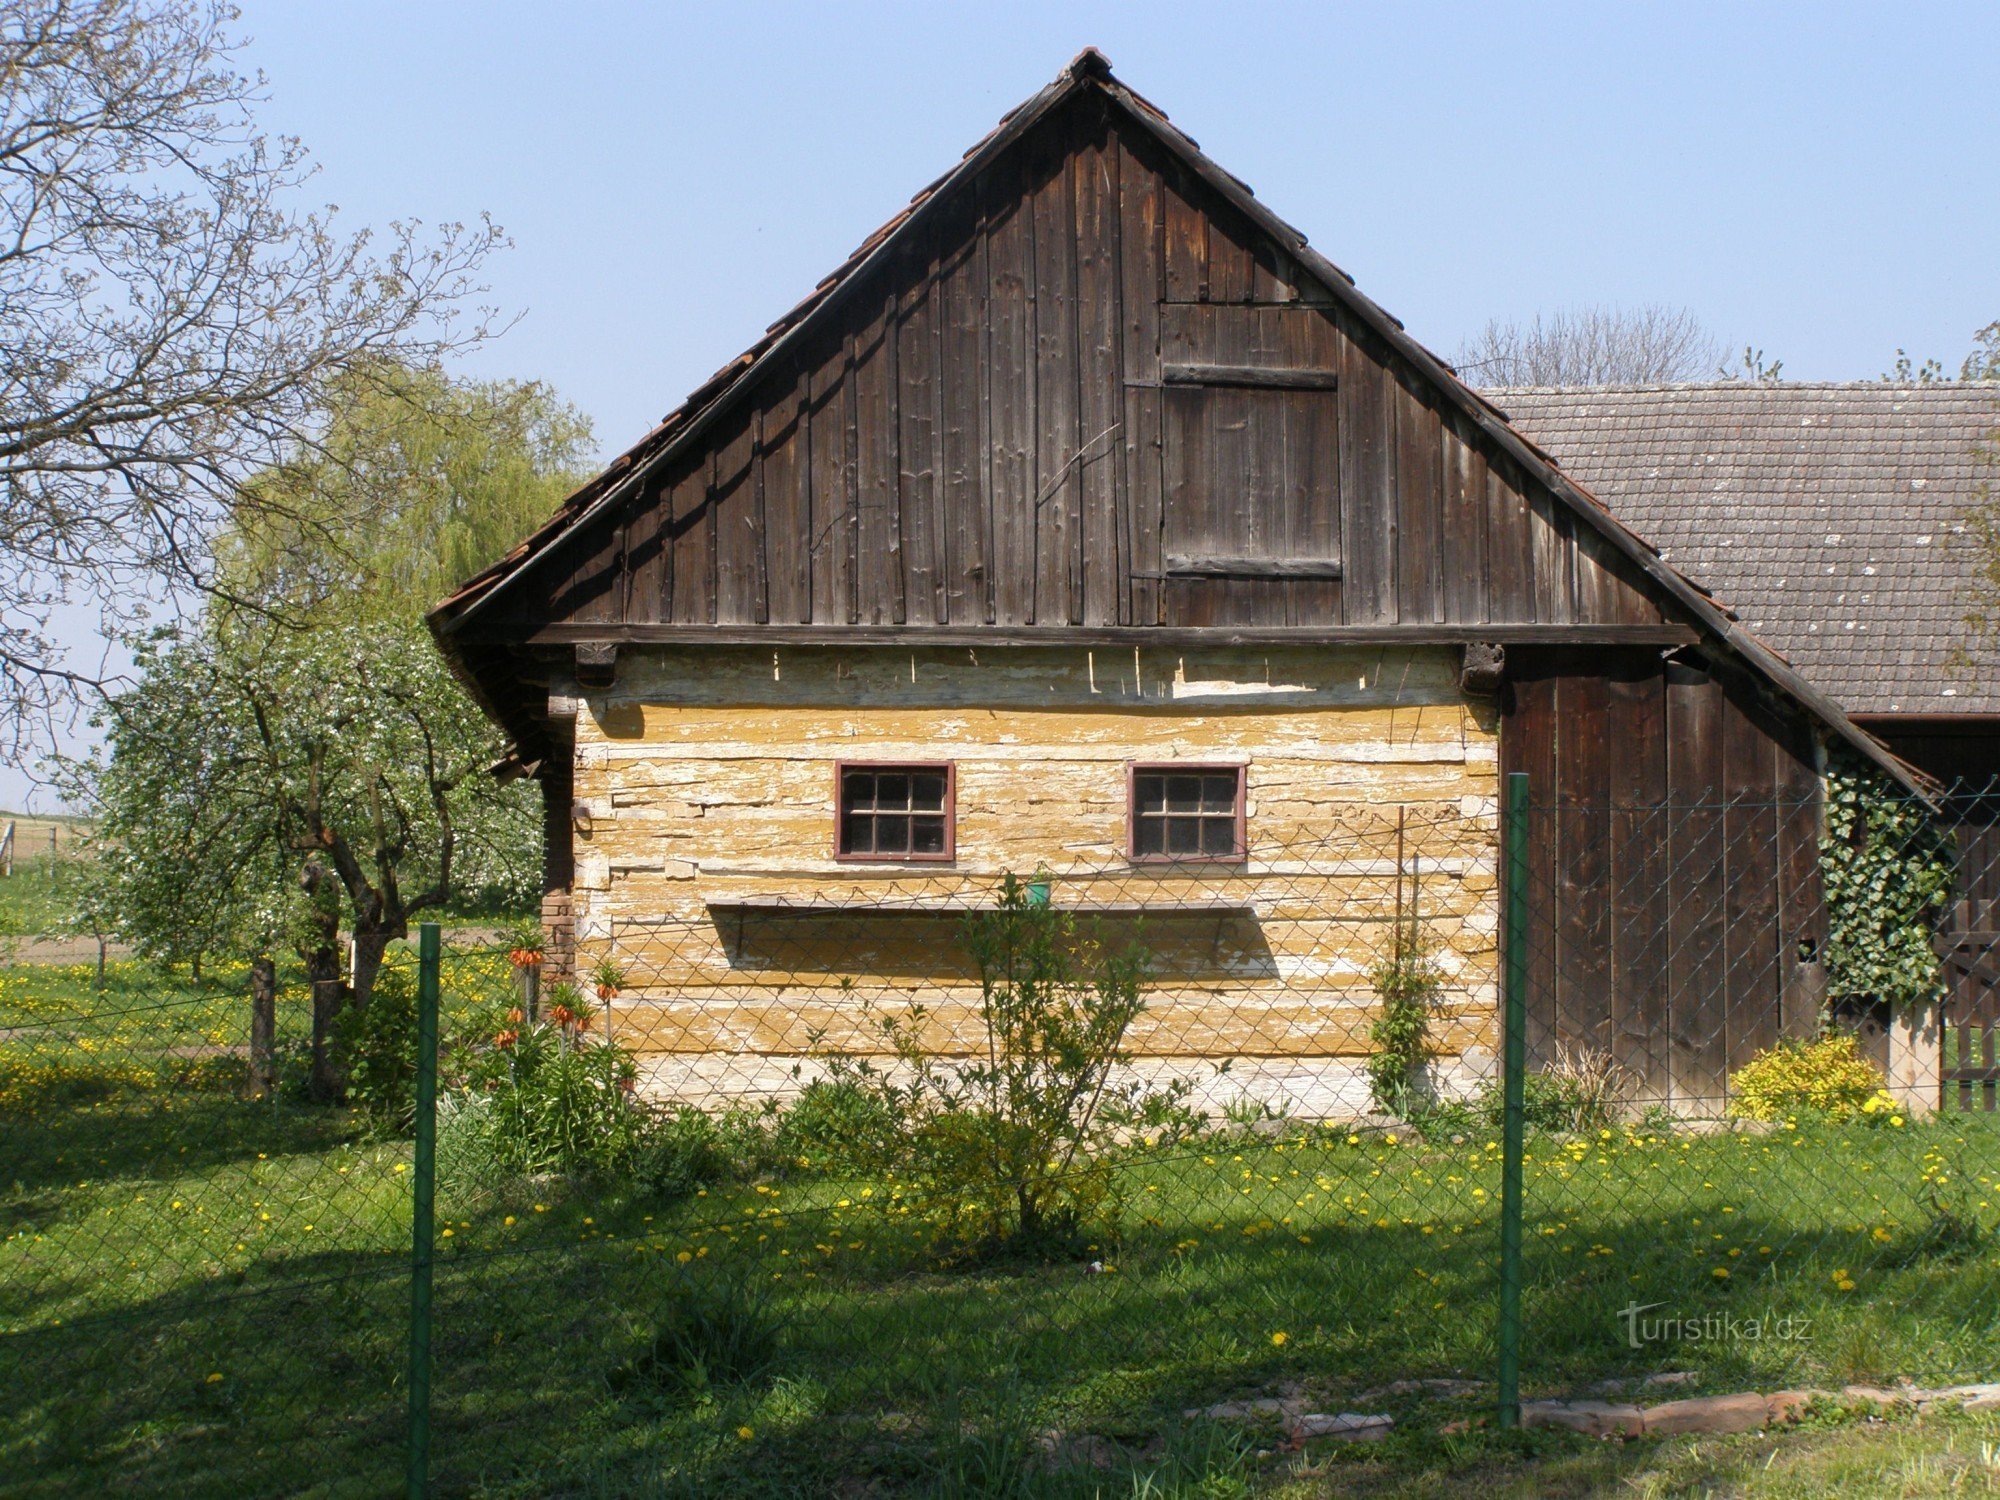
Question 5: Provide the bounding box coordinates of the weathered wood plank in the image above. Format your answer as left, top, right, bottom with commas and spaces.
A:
805, 334, 854, 623
1031, 141, 1081, 624
896, 248, 943, 624
1338, 321, 1395, 623
1666, 664, 1728, 1111
711, 410, 761, 624
854, 297, 901, 625
986, 152, 1036, 624
936, 215, 988, 625
1440, 418, 1487, 622
1394, 373, 1444, 624
1118, 130, 1164, 625
1606, 659, 1671, 1101
1074, 114, 1123, 627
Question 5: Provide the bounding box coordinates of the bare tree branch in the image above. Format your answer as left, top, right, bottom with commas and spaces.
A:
1455, 304, 1724, 388
0, 0, 505, 764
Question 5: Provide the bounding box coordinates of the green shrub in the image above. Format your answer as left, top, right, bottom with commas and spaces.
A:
815, 872, 1168, 1261
1412, 1042, 1625, 1137
461, 1013, 643, 1177
773, 1079, 897, 1171
333, 968, 419, 1129
1726, 1033, 1893, 1123
629, 1105, 788, 1200
1366, 920, 1443, 1117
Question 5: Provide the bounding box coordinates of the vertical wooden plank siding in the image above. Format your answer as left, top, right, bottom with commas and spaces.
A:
1503, 650, 1826, 1106
1030, 142, 1081, 623
711, 412, 761, 623
936, 224, 987, 624
1074, 116, 1123, 626
1117, 131, 1163, 626
985, 151, 1036, 625
1439, 420, 1488, 622
1606, 662, 1671, 1092
1720, 693, 1782, 1077
896, 248, 943, 624
1553, 670, 1611, 1052
510, 107, 1683, 640
1394, 375, 1443, 624
1338, 325, 1395, 624
853, 304, 900, 625
1665, 667, 1729, 1108
761, 376, 808, 622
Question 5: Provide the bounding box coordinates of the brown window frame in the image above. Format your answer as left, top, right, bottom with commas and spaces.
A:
832, 761, 957, 864
1126, 762, 1248, 864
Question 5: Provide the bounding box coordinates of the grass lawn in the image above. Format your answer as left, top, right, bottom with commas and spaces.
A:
0, 854, 89, 938
3, 950, 1998, 1496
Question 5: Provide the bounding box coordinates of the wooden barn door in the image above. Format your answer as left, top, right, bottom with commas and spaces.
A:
1501, 648, 1825, 1115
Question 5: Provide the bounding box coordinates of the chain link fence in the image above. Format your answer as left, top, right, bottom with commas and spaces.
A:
3, 777, 1997, 1494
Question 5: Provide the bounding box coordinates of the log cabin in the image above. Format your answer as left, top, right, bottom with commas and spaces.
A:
428, 50, 1927, 1117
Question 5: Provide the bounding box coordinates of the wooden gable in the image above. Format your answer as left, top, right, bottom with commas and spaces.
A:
431, 50, 1916, 795
472, 90, 1669, 641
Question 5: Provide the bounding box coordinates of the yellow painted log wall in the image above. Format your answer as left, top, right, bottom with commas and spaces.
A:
564, 644, 1501, 1116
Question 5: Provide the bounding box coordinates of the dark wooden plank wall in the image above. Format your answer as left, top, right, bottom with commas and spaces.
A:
498, 98, 1668, 641
1503, 649, 1825, 1110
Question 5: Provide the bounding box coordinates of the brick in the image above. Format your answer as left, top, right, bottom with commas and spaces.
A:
1642, 1393, 1772, 1435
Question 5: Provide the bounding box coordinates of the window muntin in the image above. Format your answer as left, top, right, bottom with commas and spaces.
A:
1129, 765, 1245, 862
836, 763, 954, 861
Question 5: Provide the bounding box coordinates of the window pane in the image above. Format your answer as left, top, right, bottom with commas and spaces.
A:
1134, 816, 1165, 856
876, 772, 910, 810
1201, 773, 1237, 811
911, 816, 946, 854
841, 813, 875, 855
1136, 775, 1166, 815
912, 773, 947, 811
1166, 816, 1201, 854
1200, 816, 1236, 855
873, 814, 911, 853
1165, 775, 1202, 813
840, 770, 875, 812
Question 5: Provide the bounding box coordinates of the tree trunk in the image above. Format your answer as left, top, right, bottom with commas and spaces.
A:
300, 855, 346, 1103
248, 955, 277, 1097
309, 978, 345, 1103
351, 926, 395, 1013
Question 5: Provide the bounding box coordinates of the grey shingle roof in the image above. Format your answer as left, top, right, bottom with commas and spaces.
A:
1494, 382, 2000, 716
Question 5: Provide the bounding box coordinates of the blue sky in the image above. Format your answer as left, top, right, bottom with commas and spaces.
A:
238, 0, 1999, 452
6, 1, 1997, 809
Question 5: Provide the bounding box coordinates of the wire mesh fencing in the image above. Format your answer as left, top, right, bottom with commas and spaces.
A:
0, 944, 430, 1497
1506, 779, 2000, 1403
4, 778, 1999, 1495
419, 801, 1513, 1493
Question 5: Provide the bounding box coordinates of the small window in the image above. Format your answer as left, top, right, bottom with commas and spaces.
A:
1129, 765, 1246, 862
836, 763, 954, 861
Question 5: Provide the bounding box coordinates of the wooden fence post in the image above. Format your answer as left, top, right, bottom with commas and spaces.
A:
249, 956, 278, 1097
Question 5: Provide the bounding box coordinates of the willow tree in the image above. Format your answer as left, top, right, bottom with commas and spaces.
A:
65, 367, 592, 1095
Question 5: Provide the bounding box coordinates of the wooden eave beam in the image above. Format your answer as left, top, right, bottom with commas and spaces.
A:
499, 622, 1700, 649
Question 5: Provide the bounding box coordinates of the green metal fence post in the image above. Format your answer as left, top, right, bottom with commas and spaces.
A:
407, 923, 441, 1497
1496, 772, 1529, 1428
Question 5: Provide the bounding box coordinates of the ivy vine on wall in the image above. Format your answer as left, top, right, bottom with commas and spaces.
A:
1819, 755, 1955, 1014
